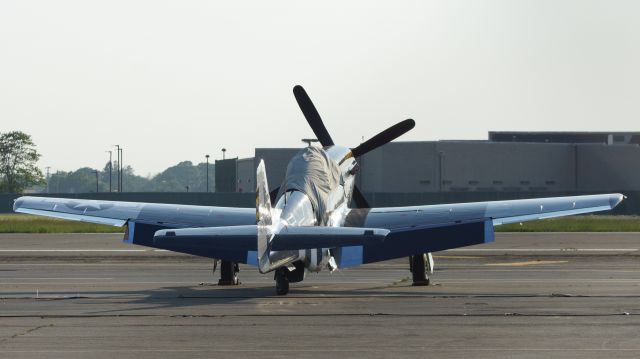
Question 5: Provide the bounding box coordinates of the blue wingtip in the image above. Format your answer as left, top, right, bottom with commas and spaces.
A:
12, 197, 24, 212
610, 193, 625, 208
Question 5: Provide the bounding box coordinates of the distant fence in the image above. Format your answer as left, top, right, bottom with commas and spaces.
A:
2, 191, 638, 215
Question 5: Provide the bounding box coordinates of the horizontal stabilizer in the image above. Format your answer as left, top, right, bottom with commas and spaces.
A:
154, 225, 389, 251
270, 226, 388, 250
154, 225, 257, 251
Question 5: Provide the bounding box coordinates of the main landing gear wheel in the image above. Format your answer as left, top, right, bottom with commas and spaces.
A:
275, 267, 290, 295
218, 260, 240, 286
410, 253, 431, 286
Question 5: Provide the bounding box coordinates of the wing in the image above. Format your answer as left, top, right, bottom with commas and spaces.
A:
336, 193, 625, 267
13, 196, 255, 227
13, 196, 257, 263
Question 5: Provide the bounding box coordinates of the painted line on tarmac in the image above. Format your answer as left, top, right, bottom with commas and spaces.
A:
449, 248, 637, 252
444, 278, 640, 282
0, 278, 204, 286
485, 260, 569, 266
0, 249, 169, 252
1, 277, 113, 280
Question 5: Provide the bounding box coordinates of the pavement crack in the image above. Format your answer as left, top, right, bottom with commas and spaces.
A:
0, 324, 54, 343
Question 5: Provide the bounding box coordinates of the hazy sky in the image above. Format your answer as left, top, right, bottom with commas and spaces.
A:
1, 1, 638, 176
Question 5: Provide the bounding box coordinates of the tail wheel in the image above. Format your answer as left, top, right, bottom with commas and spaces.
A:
275, 267, 290, 295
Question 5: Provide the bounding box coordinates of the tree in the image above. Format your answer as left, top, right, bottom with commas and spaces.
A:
0, 131, 45, 193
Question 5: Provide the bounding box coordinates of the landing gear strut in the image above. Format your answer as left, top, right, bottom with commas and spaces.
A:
409, 253, 433, 286
216, 260, 240, 285
275, 267, 290, 295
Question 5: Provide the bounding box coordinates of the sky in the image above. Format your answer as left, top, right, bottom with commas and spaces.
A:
1, 1, 638, 176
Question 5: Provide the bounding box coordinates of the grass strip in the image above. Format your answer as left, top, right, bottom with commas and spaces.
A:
495, 215, 640, 232
0, 214, 124, 233
0, 214, 638, 233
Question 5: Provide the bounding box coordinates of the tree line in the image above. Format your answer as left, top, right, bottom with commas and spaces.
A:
0, 131, 216, 194
46, 161, 216, 193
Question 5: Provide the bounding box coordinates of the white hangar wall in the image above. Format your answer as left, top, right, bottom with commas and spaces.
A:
360, 141, 576, 193
235, 141, 640, 194
576, 144, 640, 191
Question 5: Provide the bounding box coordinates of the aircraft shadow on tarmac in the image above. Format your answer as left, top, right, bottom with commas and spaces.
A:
73, 281, 583, 317
31, 280, 455, 315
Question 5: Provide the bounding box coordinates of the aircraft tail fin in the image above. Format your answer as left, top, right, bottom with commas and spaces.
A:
256, 160, 274, 273
256, 160, 309, 273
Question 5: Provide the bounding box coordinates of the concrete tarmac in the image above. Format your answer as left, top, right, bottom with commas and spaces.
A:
0, 233, 639, 358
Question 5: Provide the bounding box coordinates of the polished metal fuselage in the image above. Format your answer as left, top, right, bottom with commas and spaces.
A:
269, 145, 357, 272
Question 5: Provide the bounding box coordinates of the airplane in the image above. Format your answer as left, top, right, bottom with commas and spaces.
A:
13, 85, 625, 295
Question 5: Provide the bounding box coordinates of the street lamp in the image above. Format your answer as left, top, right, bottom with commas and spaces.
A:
113, 145, 120, 192
120, 147, 123, 192
45, 166, 51, 193
221, 148, 226, 160
205, 154, 210, 192
106, 150, 112, 192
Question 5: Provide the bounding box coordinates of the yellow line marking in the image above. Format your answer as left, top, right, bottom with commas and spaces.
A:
484, 260, 568, 267
433, 255, 484, 259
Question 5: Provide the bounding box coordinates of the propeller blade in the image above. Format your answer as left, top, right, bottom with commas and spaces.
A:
351, 185, 370, 208
351, 119, 415, 157
293, 85, 334, 146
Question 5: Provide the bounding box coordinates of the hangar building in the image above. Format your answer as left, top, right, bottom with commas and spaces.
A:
218, 132, 640, 195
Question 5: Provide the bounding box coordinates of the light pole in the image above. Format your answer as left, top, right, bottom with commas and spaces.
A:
106, 150, 112, 192
221, 148, 226, 160
205, 154, 210, 192
438, 151, 444, 192
114, 145, 120, 192
119, 147, 123, 192
45, 166, 51, 193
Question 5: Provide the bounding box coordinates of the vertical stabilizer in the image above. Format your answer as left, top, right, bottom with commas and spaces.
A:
256, 160, 273, 273
256, 160, 310, 274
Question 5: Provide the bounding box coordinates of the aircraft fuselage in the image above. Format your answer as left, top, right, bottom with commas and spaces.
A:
268, 145, 358, 273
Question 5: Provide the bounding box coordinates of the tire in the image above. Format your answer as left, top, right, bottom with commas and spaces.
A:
275, 268, 290, 295
411, 254, 430, 286
218, 260, 240, 286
